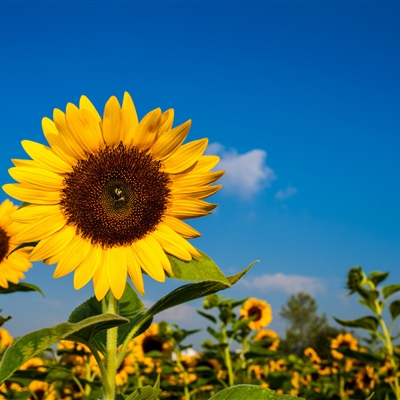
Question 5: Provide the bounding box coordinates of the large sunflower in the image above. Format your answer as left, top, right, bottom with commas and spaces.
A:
0, 199, 32, 288
4, 93, 223, 300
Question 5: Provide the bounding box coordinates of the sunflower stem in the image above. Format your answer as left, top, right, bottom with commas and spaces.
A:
104, 291, 119, 400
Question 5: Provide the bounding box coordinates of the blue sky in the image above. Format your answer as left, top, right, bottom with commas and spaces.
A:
1, 2, 399, 348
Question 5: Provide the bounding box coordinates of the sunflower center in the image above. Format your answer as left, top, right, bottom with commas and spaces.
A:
248, 306, 262, 322
0, 227, 10, 263
142, 337, 163, 353
60, 144, 171, 248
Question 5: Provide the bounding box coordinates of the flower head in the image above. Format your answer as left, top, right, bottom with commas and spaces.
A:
240, 298, 272, 330
331, 332, 358, 359
0, 199, 32, 288
4, 93, 223, 300
254, 329, 280, 351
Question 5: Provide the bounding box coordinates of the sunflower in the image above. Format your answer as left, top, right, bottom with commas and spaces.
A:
0, 328, 13, 350
27, 381, 57, 400
240, 298, 272, 330
331, 332, 358, 359
4, 93, 223, 300
0, 199, 32, 288
253, 329, 280, 351
304, 347, 322, 364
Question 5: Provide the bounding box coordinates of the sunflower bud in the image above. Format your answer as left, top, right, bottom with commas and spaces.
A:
346, 266, 367, 293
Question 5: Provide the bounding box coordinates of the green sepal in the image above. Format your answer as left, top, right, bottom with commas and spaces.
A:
167, 249, 230, 285
382, 284, 400, 299
0, 314, 11, 327
389, 299, 400, 322
0, 313, 128, 385
368, 271, 389, 287
125, 385, 162, 400
0, 282, 44, 297
209, 385, 303, 399
7, 242, 39, 258
334, 315, 379, 331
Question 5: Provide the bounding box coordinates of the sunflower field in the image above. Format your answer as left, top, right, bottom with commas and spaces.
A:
0, 94, 399, 400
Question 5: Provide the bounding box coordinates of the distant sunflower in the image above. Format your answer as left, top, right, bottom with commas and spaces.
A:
304, 347, 321, 364
0, 328, 13, 349
254, 329, 280, 351
331, 332, 358, 359
0, 199, 32, 288
4, 93, 223, 300
240, 298, 272, 330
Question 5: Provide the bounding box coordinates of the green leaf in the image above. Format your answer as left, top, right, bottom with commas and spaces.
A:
336, 348, 383, 364
146, 261, 256, 317
0, 282, 44, 297
365, 393, 375, 400
209, 385, 303, 400
0, 315, 11, 327
0, 313, 128, 384
197, 310, 217, 324
334, 316, 379, 331
125, 385, 162, 400
382, 284, 400, 299
168, 249, 230, 285
68, 283, 149, 355
368, 271, 389, 287
389, 300, 400, 322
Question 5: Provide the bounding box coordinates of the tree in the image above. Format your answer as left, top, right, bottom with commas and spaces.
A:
279, 292, 344, 358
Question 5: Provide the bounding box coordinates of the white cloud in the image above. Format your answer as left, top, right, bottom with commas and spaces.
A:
207, 143, 276, 198
241, 273, 326, 296
276, 186, 298, 200
155, 303, 195, 322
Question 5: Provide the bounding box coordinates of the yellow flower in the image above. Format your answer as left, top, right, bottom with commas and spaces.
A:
331, 332, 358, 359
0, 328, 13, 349
130, 322, 172, 362
240, 298, 272, 330
254, 329, 280, 351
304, 347, 321, 364
115, 352, 135, 387
4, 93, 223, 300
28, 381, 57, 400
19, 357, 46, 372
0, 199, 32, 288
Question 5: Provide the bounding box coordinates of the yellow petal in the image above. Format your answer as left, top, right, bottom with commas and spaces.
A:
162, 215, 201, 238
132, 108, 161, 151
8, 167, 64, 191
132, 240, 165, 282
162, 138, 208, 174
16, 211, 66, 243
167, 198, 216, 219
172, 170, 225, 187
102, 96, 122, 148
151, 120, 191, 160
66, 104, 104, 153
123, 247, 144, 295
171, 184, 222, 200
158, 109, 174, 136
3, 184, 60, 204
106, 247, 127, 300
151, 226, 191, 261
192, 155, 221, 172
121, 92, 139, 145
93, 252, 109, 300
74, 245, 102, 290
155, 223, 201, 258
30, 225, 76, 262
21, 140, 72, 174
79, 95, 101, 122
53, 108, 87, 160
12, 205, 62, 223
42, 117, 78, 165
53, 236, 91, 278
143, 235, 173, 276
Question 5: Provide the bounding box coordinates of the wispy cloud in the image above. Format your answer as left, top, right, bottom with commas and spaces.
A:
276, 186, 298, 200
207, 143, 276, 198
241, 273, 326, 296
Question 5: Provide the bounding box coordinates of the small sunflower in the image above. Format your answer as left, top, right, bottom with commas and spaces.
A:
0, 328, 13, 349
0, 199, 32, 288
253, 329, 280, 351
331, 332, 358, 359
240, 298, 272, 330
304, 347, 322, 364
4, 93, 223, 300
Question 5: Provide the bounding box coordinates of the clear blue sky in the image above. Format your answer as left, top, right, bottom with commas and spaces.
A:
1, 1, 399, 347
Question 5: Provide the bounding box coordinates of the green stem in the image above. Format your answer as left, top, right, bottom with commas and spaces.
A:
103, 292, 119, 400
221, 326, 234, 387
